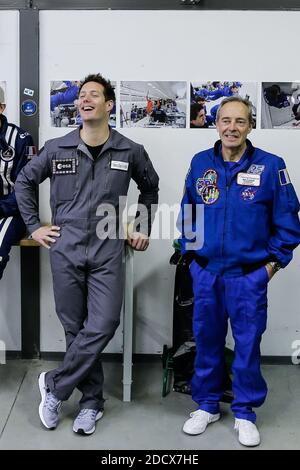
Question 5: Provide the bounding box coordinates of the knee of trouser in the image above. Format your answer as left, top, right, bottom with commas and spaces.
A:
103, 317, 120, 337
91, 317, 121, 339
0, 255, 9, 280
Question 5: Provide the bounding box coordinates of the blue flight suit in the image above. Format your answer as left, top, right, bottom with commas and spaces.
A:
179, 139, 300, 422
0, 114, 34, 278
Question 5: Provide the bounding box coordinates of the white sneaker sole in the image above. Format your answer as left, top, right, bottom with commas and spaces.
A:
38, 372, 55, 430
73, 410, 103, 435
238, 435, 261, 447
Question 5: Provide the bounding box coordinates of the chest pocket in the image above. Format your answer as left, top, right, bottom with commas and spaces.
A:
104, 154, 131, 196
51, 153, 78, 201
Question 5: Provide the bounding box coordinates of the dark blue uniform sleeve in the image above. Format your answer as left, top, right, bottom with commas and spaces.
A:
0, 133, 34, 218
15, 145, 52, 234
268, 158, 300, 267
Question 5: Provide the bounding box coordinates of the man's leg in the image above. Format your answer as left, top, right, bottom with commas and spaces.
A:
75, 254, 124, 411
0, 215, 26, 279
37, 248, 89, 429
225, 266, 268, 423
46, 242, 124, 409
190, 262, 228, 413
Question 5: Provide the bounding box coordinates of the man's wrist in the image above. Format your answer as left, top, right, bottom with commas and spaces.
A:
266, 261, 281, 274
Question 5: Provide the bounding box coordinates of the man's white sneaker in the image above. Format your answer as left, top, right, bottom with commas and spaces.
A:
38, 372, 61, 430
183, 409, 220, 435
234, 418, 260, 447
73, 409, 103, 435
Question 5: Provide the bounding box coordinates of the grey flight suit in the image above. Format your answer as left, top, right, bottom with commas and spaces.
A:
15, 127, 159, 410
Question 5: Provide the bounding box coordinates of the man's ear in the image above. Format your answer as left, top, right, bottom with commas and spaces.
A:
106, 100, 114, 112
0, 103, 6, 113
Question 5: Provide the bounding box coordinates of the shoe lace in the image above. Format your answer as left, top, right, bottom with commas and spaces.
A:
45, 391, 61, 412
77, 409, 98, 422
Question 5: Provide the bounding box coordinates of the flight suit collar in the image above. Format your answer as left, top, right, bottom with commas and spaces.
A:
213, 138, 255, 161
57, 126, 131, 152
213, 138, 256, 182
0, 114, 8, 137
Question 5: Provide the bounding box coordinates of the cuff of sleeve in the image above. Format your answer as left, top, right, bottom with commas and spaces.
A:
27, 223, 42, 235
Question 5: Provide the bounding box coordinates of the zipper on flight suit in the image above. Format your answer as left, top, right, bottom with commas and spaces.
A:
85, 151, 110, 256
220, 158, 250, 272
220, 184, 229, 272
86, 156, 96, 256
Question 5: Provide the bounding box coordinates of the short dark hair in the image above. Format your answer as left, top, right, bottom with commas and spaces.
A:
190, 103, 205, 121
79, 73, 115, 102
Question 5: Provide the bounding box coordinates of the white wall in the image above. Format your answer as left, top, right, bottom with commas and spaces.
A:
38, 10, 300, 356
0, 11, 21, 351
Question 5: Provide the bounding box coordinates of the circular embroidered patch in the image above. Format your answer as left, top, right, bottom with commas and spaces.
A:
201, 185, 220, 204
241, 187, 257, 201
196, 177, 206, 195
203, 169, 218, 185
0, 146, 15, 162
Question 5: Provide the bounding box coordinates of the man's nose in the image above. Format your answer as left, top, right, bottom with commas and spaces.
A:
228, 121, 237, 130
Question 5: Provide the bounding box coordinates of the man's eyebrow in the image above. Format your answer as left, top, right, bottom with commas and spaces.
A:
79, 89, 100, 94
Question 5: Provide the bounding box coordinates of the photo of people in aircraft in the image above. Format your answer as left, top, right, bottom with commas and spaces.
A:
0, 81, 6, 104
190, 81, 257, 129
261, 82, 300, 129
50, 80, 117, 128
120, 81, 187, 128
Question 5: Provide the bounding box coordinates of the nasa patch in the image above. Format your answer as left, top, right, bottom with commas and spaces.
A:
241, 187, 257, 201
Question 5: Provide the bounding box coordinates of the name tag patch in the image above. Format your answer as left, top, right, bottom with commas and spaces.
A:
52, 158, 77, 175
111, 160, 129, 171
237, 172, 260, 186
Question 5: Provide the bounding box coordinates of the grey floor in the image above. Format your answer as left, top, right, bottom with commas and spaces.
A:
0, 360, 299, 450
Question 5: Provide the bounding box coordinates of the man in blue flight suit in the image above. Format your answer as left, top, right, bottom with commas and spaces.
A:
179, 96, 300, 446
206, 82, 240, 101
15, 74, 159, 435
0, 85, 34, 279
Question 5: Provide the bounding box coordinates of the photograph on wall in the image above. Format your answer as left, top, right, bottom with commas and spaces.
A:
261, 82, 300, 129
120, 81, 187, 128
190, 81, 257, 129
0, 81, 7, 105
50, 80, 117, 128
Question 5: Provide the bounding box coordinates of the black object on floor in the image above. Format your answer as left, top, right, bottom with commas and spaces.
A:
162, 249, 234, 402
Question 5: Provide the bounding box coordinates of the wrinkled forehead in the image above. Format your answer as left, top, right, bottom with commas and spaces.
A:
218, 102, 249, 121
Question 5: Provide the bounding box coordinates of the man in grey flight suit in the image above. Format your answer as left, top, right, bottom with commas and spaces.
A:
15, 74, 159, 435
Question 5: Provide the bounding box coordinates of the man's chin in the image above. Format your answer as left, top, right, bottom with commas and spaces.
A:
223, 140, 241, 148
